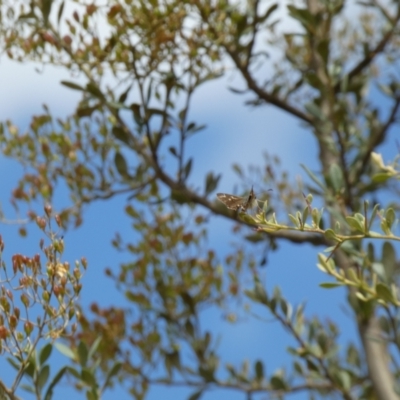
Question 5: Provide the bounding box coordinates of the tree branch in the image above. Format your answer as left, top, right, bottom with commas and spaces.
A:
354, 96, 400, 183
226, 49, 312, 124
358, 316, 399, 400
334, 3, 400, 94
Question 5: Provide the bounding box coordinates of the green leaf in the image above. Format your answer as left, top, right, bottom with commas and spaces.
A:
78, 342, 89, 367
244, 233, 264, 243
7, 357, 21, 371
254, 360, 264, 380
114, 152, 129, 178
57, 1, 65, 24
287, 5, 316, 32
368, 203, 380, 231
382, 241, 395, 281
87, 337, 102, 362
182, 158, 193, 181
375, 283, 395, 304
372, 172, 391, 183
55, 343, 76, 360
270, 374, 288, 390
112, 126, 130, 145
39, 344, 53, 366
61, 81, 85, 91
204, 172, 221, 195
118, 84, 132, 103
345, 216, 365, 233
324, 229, 340, 242
20, 384, 35, 394
381, 219, 391, 235
300, 164, 326, 190
385, 208, 395, 229
188, 390, 203, 400
86, 388, 97, 400
130, 103, 143, 125
44, 366, 68, 400
329, 163, 344, 193
24, 358, 36, 378
311, 208, 321, 227
86, 82, 105, 100
81, 368, 96, 387
293, 361, 303, 375
335, 370, 351, 391
317, 39, 329, 65
198, 366, 215, 383
240, 213, 257, 224
169, 146, 178, 158
38, 365, 50, 391
166, 350, 181, 371
104, 362, 122, 389
171, 189, 191, 204
302, 205, 309, 226
66, 366, 81, 379
259, 3, 278, 23
304, 102, 324, 120
288, 213, 300, 227
77, 105, 99, 118
280, 299, 292, 319
186, 122, 206, 137
41, 0, 53, 23
320, 282, 343, 288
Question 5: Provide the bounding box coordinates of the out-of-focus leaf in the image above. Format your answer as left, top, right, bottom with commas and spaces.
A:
78, 341, 88, 367
255, 360, 264, 380
38, 365, 50, 390
204, 172, 221, 195
39, 343, 53, 366
44, 366, 68, 400
61, 81, 85, 91
114, 152, 129, 178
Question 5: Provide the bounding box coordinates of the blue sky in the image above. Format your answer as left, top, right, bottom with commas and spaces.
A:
1, 23, 399, 399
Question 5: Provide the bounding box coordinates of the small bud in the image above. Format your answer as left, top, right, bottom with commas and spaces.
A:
44, 203, 52, 217
55, 214, 62, 228
68, 308, 75, 319
0, 297, 10, 313
42, 291, 50, 302
12, 254, 22, 273
20, 293, 30, 308
24, 321, 34, 336
27, 211, 37, 221
0, 326, 10, 340
33, 254, 41, 269
36, 217, 47, 231
81, 257, 88, 269
9, 315, 18, 329
19, 276, 28, 287
54, 239, 64, 254
53, 286, 60, 296
63, 35, 72, 46
74, 283, 82, 294
73, 268, 81, 280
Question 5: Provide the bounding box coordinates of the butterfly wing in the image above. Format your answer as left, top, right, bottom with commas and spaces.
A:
241, 187, 256, 212
216, 193, 245, 211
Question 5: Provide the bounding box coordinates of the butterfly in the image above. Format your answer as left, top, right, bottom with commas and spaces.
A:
217, 187, 257, 213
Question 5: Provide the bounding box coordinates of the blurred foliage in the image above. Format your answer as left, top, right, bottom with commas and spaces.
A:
0, 0, 400, 399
